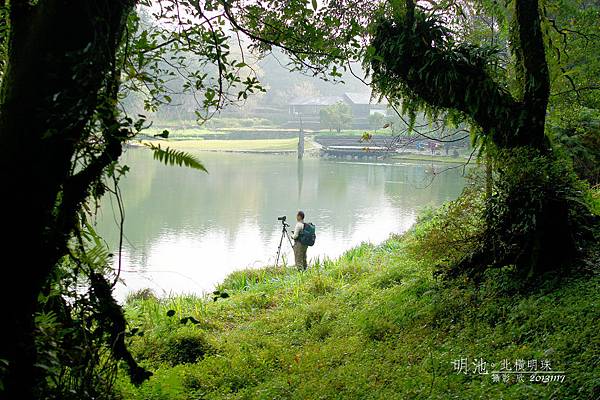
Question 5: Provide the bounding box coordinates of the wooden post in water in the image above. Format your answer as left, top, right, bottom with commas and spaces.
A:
297, 112, 304, 159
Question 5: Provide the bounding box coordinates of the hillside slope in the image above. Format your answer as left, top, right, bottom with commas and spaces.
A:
118, 229, 599, 399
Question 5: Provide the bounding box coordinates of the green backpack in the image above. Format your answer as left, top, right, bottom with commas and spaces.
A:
300, 222, 316, 246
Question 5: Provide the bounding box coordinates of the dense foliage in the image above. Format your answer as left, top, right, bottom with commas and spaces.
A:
551, 108, 600, 185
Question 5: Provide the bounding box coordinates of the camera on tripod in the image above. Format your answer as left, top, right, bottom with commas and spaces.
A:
275, 215, 293, 267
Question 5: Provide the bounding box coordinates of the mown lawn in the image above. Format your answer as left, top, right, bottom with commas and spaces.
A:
143, 138, 315, 152
117, 225, 599, 399
145, 127, 220, 138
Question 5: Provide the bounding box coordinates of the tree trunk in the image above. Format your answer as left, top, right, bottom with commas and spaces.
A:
513, 0, 550, 150
0, 1, 132, 398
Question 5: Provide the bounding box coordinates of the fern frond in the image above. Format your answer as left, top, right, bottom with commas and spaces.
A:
82, 243, 111, 267
144, 143, 208, 173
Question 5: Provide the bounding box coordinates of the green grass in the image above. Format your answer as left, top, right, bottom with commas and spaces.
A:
142, 138, 315, 152
145, 127, 219, 138
145, 123, 392, 138
117, 225, 599, 399
590, 184, 600, 215
390, 153, 468, 164
144, 127, 301, 139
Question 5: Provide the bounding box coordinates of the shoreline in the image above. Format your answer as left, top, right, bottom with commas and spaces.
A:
131, 139, 470, 164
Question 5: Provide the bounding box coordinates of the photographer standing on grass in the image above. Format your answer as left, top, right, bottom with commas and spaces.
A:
291, 211, 308, 270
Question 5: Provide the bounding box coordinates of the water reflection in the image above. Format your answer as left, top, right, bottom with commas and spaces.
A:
297, 158, 304, 199
96, 149, 466, 299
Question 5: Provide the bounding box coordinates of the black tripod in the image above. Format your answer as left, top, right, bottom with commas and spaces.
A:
275, 217, 294, 267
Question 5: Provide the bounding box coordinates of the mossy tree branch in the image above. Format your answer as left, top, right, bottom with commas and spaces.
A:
368, 0, 550, 151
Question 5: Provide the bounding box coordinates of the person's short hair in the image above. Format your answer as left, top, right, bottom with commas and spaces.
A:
297, 210, 305, 220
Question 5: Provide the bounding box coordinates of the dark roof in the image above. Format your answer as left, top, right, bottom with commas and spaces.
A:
343, 92, 388, 105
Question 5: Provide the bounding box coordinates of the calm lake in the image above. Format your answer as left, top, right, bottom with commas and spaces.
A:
96, 149, 466, 300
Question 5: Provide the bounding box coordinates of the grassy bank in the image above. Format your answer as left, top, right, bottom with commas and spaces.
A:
143, 138, 316, 152
117, 222, 599, 398
391, 153, 467, 164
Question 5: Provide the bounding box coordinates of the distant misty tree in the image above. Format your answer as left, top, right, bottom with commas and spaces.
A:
320, 102, 353, 132
382, 113, 408, 134
368, 111, 385, 130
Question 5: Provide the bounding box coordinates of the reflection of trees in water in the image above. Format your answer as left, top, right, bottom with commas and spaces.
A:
382, 163, 465, 210
97, 151, 465, 258
316, 161, 464, 228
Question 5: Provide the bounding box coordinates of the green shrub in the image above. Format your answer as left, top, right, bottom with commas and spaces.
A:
589, 184, 600, 215
203, 117, 275, 129
160, 327, 213, 366
218, 266, 290, 292
305, 273, 336, 296
237, 292, 276, 311
125, 288, 158, 304
303, 301, 338, 341
371, 265, 404, 289
551, 107, 600, 185
132, 326, 213, 367
406, 173, 486, 272
412, 149, 597, 278
479, 149, 595, 275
